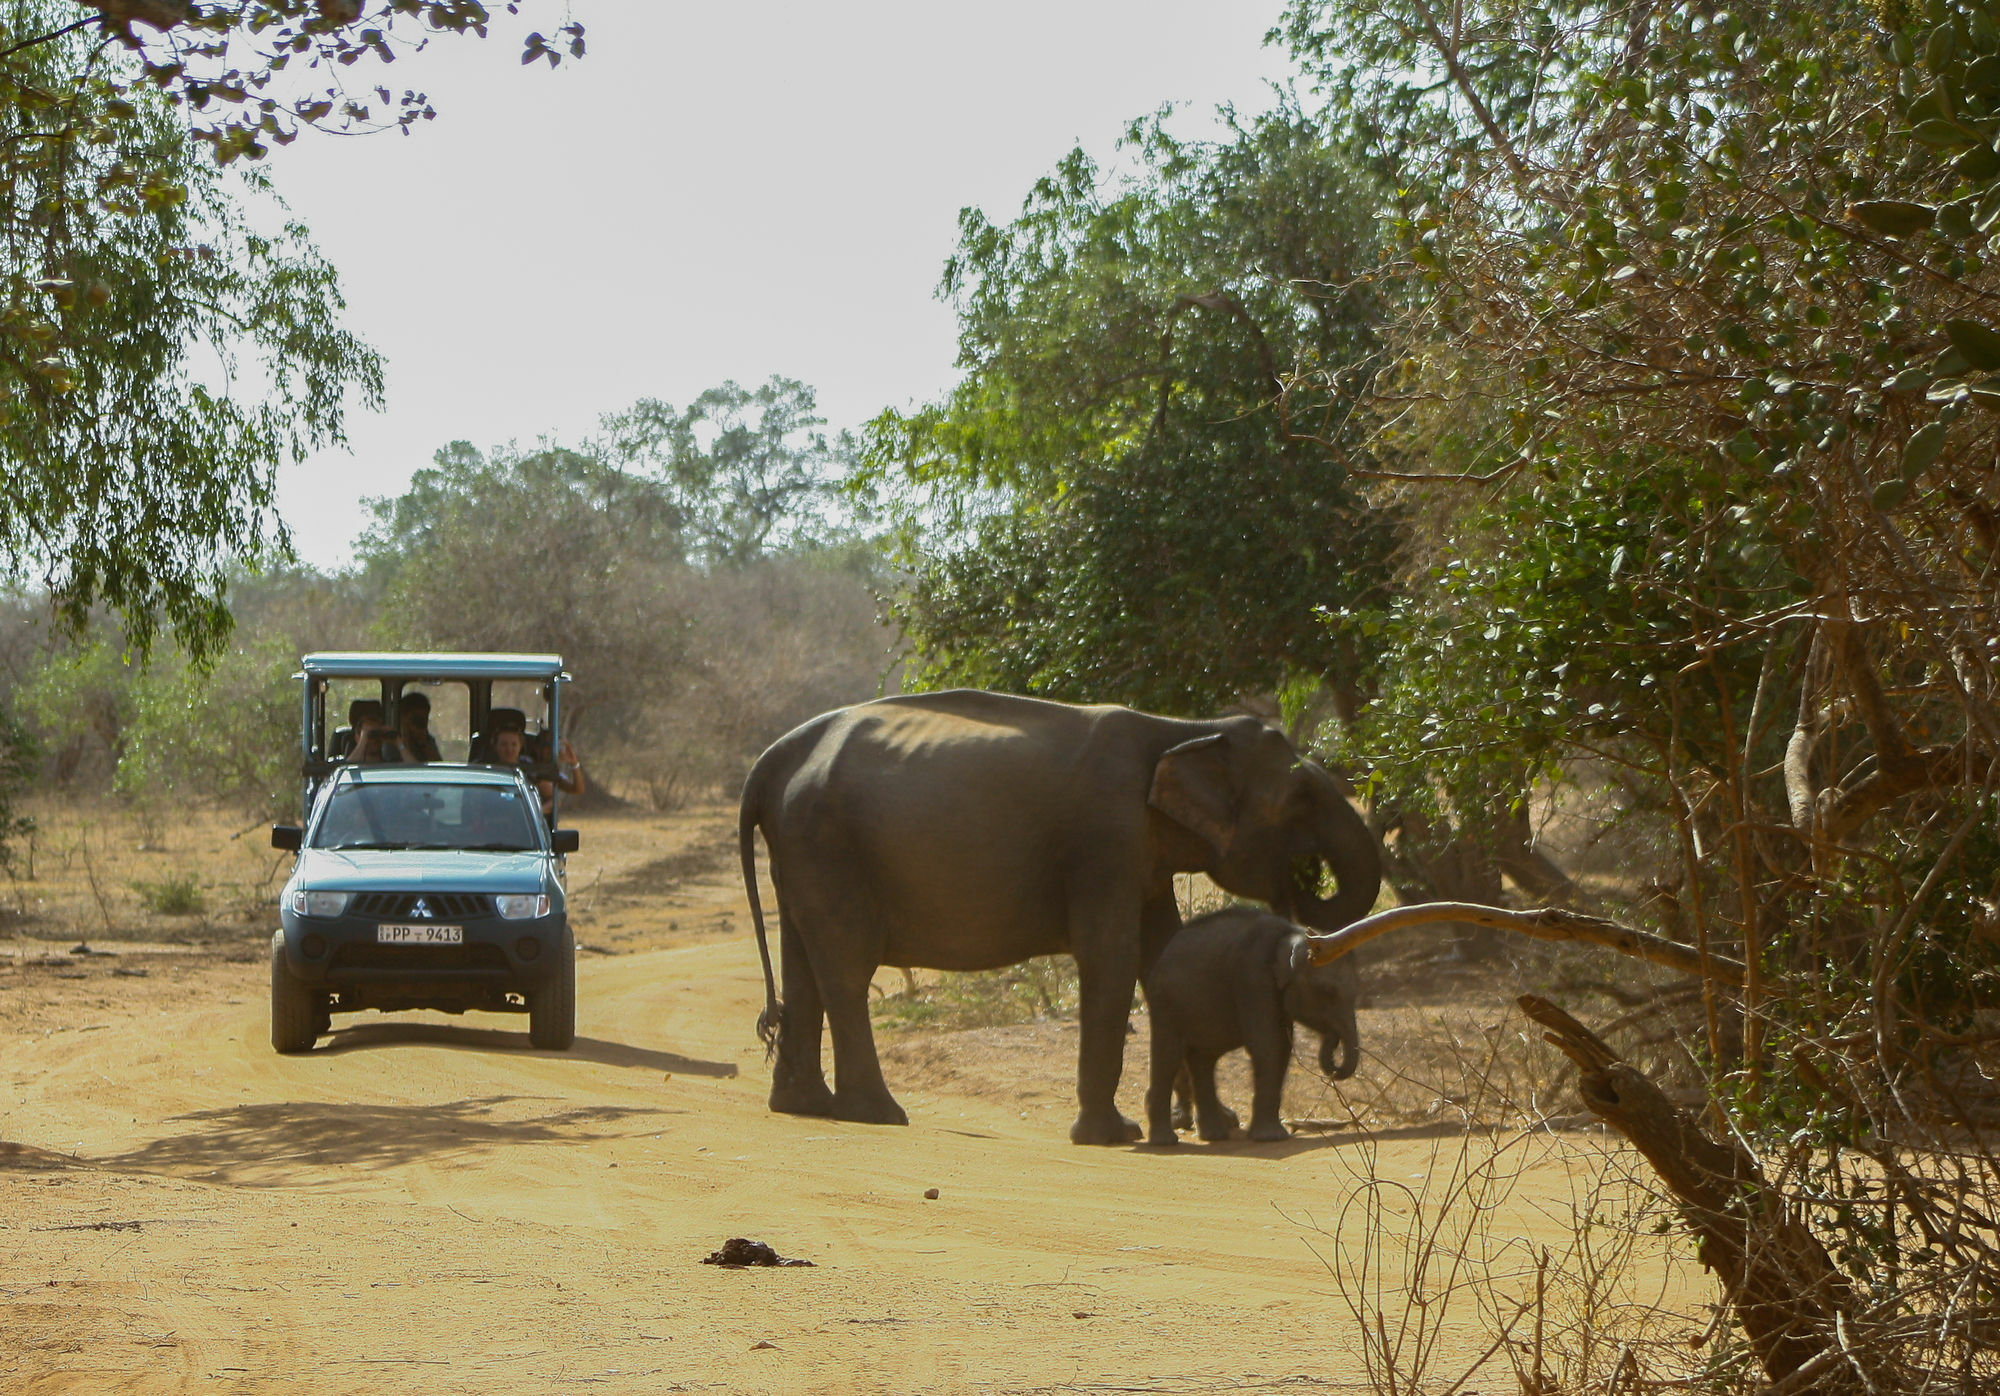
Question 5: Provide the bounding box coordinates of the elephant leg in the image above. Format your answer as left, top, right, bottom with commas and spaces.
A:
1171, 1062, 1195, 1133
1070, 924, 1144, 1145
1145, 1024, 1187, 1147
1191, 1052, 1234, 1141
793, 906, 905, 1125
1175, 1061, 1239, 1137
822, 965, 907, 1125
767, 918, 835, 1118
1245, 1021, 1294, 1142
1137, 890, 1181, 977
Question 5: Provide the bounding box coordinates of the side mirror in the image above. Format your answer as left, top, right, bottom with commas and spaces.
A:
271, 825, 303, 852
550, 828, 580, 855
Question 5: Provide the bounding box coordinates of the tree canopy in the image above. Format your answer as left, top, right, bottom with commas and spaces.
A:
0, 0, 576, 660
854, 105, 1396, 715
1273, 0, 2000, 1367
66, 0, 583, 162
603, 376, 854, 569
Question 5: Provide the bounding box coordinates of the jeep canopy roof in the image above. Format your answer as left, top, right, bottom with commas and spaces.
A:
300, 652, 565, 681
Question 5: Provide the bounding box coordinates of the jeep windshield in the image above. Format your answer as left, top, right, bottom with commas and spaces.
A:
311, 780, 542, 853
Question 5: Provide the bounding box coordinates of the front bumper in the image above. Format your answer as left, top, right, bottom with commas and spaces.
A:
277, 908, 566, 998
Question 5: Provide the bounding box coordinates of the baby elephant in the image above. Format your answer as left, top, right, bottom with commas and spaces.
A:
1143, 906, 1362, 1145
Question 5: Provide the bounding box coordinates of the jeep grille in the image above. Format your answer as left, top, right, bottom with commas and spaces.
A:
349, 892, 491, 920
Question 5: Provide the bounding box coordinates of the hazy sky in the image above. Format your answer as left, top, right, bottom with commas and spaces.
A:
269, 3, 1297, 570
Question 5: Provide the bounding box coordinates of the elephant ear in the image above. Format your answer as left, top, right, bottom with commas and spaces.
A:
1273, 933, 1312, 990
1148, 733, 1236, 856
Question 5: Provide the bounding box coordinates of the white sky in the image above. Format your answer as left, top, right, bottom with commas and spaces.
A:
268, 2, 1297, 571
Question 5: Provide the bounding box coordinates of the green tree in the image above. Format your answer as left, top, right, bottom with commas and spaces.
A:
1, 1, 382, 660
112, 632, 298, 816
855, 106, 1395, 715
17, 626, 321, 817
0, 700, 34, 869
16, 629, 140, 778
604, 376, 853, 568
59, 1, 584, 163
1283, 0, 2000, 1373
0, 1, 579, 662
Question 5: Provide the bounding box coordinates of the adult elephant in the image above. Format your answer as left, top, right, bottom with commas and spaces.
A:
737, 690, 1382, 1144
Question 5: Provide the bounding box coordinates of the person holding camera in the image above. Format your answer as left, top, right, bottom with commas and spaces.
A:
341, 699, 401, 764
396, 691, 442, 764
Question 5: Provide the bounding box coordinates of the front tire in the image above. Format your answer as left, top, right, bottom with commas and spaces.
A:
528, 928, 576, 1050
270, 940, 321, 1054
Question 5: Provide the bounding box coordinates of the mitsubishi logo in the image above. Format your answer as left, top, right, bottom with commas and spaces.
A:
410, 898, 434, 919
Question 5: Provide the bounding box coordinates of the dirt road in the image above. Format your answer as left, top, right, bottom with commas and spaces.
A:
2, 809, 1692, 1394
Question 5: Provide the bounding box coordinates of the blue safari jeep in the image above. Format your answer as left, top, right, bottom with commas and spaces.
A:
268, 653, 581, 1053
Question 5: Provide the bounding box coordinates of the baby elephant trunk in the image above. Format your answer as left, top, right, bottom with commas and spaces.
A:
1318, 994, 1361, 1080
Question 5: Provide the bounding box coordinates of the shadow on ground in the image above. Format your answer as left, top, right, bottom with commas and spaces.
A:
94, 1094, 674, 1183
0, 1140, 88, 1171
1133, 1119, 1491, 1158
314, 1021, 738, 1077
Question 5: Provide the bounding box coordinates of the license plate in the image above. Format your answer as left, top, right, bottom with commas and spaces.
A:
377, 924, 463, 944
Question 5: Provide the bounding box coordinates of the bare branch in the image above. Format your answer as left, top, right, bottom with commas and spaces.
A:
1786, 621, 1832, 835
1822, 741, 1993, 846
1403, 0, 1532, 190
1305, 900, 1746, 984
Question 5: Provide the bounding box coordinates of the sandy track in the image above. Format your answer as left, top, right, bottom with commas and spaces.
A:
2, 819, 1683, 1394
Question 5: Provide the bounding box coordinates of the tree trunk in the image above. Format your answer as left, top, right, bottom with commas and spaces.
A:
1375, 806, 1510, 958
1490, 803, 1578, 904
1519, 995, 1866, 1392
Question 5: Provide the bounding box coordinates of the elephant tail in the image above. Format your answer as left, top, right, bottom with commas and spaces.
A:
740, 778, 782, 1059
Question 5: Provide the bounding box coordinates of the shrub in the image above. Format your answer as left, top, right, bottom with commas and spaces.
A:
132, 873, 205, 916
872, 956, 1080, 1032
0, 703, 34, 872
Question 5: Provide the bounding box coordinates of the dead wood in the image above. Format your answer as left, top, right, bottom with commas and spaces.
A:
1304, 900, 1746, 985
1519, 994, 1865, 1393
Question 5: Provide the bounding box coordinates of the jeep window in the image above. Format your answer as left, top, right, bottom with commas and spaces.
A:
312, 782, 542, 852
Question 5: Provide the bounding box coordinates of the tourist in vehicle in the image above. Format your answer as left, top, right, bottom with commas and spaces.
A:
395, 691, 442, 763
533, 730, 588, 804
341, 700, 400, 764
474, 706, 527, 764
330, 699, 373, 759
488, 726, 554, 816
490, 727, 585, 820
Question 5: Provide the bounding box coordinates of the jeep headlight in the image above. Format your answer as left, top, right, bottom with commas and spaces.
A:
287, 888, 349, 918
495, 893, 550, 920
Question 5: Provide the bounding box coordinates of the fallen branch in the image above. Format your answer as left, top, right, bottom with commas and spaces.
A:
1520, 995, 1864, 1392
1304, 901, 1746, 985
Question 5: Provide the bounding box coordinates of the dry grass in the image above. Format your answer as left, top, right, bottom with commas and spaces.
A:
0, 797, 287, 945
871, 955, 1081, 1032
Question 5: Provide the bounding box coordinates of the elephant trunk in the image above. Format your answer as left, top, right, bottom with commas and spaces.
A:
1318, 995, 1361, 1080
1297, 768, 1384, 934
